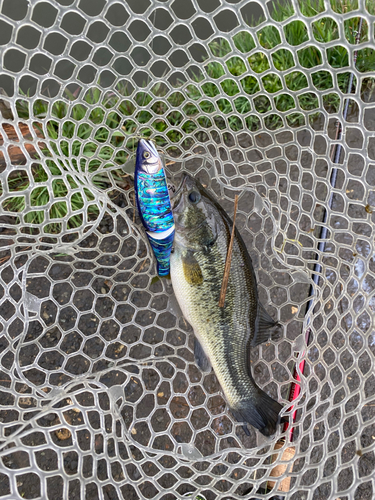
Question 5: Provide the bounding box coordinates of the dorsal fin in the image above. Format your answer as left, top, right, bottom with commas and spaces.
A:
251, 302, 280, 346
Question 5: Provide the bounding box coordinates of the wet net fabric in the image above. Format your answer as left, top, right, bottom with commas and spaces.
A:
0, 0, 375, 499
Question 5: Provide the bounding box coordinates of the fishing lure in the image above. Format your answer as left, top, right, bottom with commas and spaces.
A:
134, 139, 174, 276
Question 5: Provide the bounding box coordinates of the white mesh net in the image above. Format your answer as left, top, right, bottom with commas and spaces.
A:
0, 0, 375, 499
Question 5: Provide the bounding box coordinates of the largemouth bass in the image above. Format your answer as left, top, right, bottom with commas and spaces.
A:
134, 139, 174, 276
170, 174, 283, 436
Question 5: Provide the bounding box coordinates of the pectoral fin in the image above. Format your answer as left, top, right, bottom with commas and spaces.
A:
182, 252, 203, 285
194, 338, 211, 372
251, 302, 280, 346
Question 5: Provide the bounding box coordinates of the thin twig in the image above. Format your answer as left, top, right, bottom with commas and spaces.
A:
137, 258, 149, 273
219, 195, 239, 308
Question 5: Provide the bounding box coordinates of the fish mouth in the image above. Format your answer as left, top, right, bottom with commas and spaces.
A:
171, 173, 195, 210
171, 173, 208, 239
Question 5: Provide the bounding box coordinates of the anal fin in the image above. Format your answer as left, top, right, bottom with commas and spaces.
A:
194, 338, 211, 372
251, 302, 280, 347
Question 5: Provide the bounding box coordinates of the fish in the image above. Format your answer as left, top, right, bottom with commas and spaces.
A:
170, 174, 283, 436
134, 139, 174, 276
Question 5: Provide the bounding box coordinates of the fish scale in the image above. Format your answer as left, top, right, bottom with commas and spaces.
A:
173, 232, 253, 408
170, 174, 283, 436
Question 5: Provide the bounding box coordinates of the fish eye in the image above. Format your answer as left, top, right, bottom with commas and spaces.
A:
143, 151, 151, 159
188, 191, 201, 204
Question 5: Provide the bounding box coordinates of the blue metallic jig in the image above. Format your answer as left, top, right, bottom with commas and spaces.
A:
134, 139, 174, 276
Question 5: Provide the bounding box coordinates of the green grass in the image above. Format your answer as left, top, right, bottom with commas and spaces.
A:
2, 160, 100, 230
3, 0, 374, 233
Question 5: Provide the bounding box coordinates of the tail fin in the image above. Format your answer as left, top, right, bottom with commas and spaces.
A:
231, 390, 284, 437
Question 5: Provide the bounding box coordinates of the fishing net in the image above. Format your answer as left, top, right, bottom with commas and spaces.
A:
0, 0, 374, 498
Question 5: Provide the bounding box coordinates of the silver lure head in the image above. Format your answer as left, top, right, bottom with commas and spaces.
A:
172, 174, 219, 251
135, 139, 161, 174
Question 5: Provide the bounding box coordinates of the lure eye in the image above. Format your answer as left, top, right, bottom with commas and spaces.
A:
188, 191, 201, 204
143, 151, 151, 159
